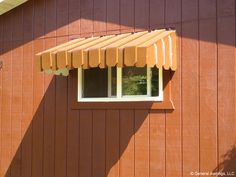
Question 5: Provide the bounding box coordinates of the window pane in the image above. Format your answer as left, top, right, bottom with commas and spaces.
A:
111, 67, 117, 96
151, 67, 159, 96
122, 67, 147, 95
83, 68, 108, 97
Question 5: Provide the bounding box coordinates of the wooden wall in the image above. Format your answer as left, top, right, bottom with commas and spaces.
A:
0, 0, 235, 177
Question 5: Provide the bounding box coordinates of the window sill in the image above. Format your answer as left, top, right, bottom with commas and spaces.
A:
69, 69, 175, 110
77, 96, 163, 102
72, 100, 174, 109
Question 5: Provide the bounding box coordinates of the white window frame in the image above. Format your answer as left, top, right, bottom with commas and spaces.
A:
77, 67, 163, 102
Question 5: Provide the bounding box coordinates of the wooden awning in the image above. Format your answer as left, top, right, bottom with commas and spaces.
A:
35, 29, 177, 76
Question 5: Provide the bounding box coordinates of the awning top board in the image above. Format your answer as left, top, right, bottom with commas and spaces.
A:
35, 29, 177, 76
0, 0, 28, 15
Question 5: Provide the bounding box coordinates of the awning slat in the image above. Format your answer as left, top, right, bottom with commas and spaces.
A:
170, 32, 177, 70
88, 33, 131, 67
105, 31, 148, 66
156, 40, 163, 68
123, 31, 165, 66
164, 36, 170, 70
56, 37, 101, 69
71, 35, 115, 69
35, 29, 177, 75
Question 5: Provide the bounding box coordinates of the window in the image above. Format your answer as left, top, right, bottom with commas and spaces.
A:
77, 66, 163, 102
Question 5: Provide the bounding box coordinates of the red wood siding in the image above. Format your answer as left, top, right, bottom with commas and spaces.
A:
0, 0, 235, 177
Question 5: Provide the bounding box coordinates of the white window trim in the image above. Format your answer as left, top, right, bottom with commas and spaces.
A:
77, 67, 163, 102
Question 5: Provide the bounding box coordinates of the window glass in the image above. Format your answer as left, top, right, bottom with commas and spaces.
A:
151, 67, 159, 96
80, 66, 161, 100
122, 67, 147, 96
83, 68, 108, 97
111, 67, 117, 96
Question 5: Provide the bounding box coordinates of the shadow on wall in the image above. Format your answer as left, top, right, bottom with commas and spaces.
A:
4, 73, 157, 177
213, 143, 236, 176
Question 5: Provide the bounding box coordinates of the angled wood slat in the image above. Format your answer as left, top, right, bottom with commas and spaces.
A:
136, 30, 171, 67
71, 35, 115, 69
106, 31, 148, 66
35, 29, 177, 75
122, 30, 165, 66
56, 37, 100, 69
36, 38, 85, 70
88, 33, 130, 67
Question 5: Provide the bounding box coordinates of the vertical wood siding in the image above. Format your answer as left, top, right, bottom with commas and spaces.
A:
0, 0, 235, 177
